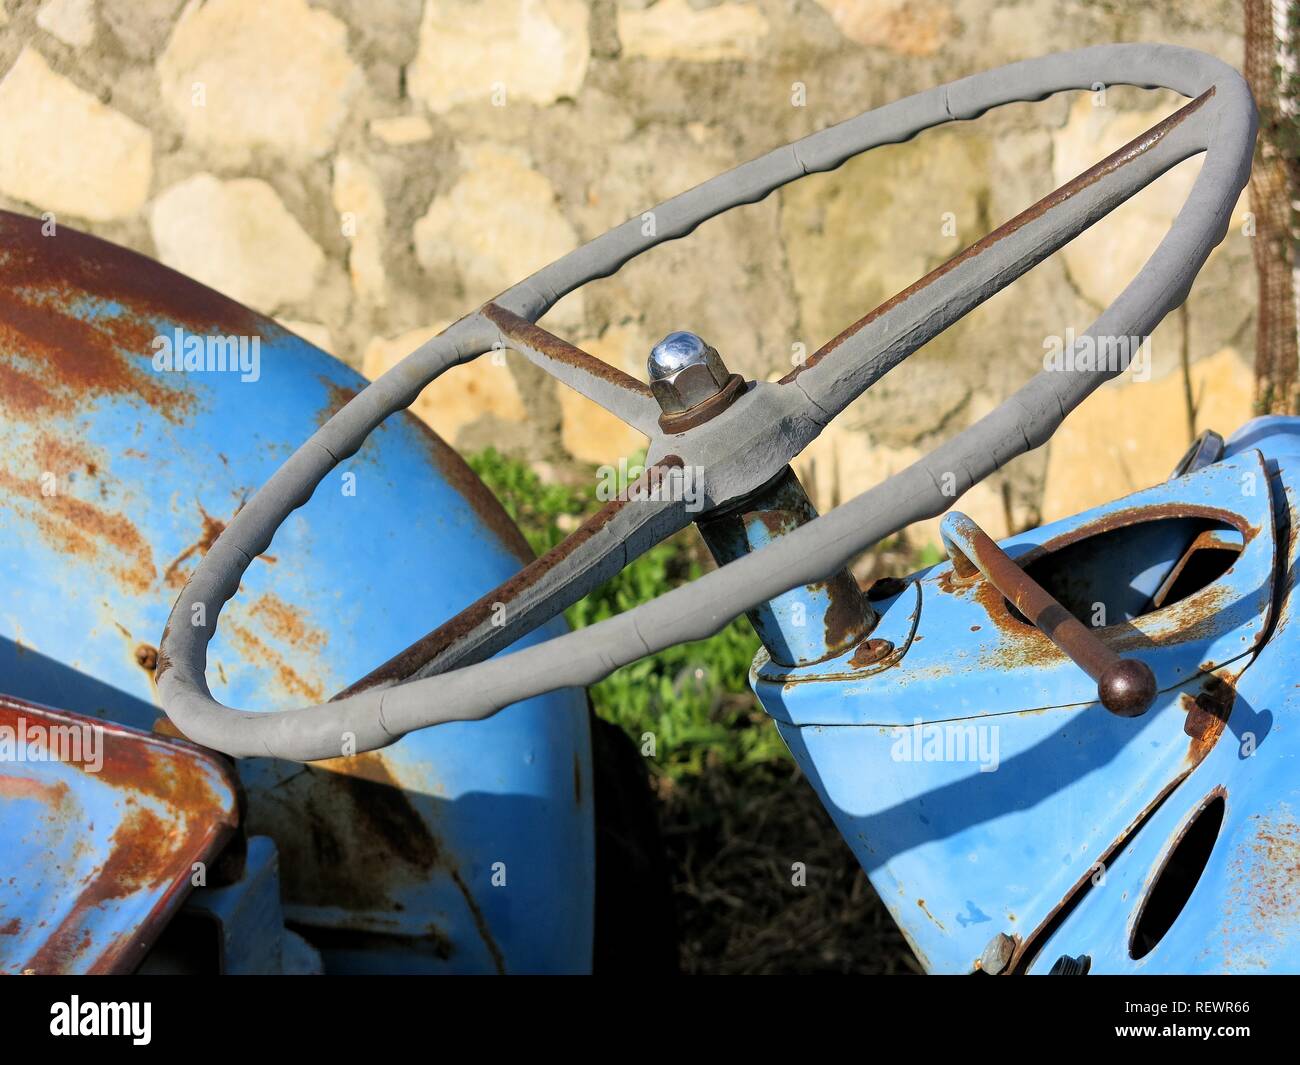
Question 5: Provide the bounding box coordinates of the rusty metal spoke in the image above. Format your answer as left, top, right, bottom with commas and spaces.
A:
482, 302, 661, 436
783, 90, 1216, 422
335, 459, 694, 696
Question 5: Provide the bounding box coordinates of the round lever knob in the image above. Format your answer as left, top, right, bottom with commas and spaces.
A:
1098, 658, 1158, 717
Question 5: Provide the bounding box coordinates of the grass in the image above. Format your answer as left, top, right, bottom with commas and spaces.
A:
467, 446, 920, 973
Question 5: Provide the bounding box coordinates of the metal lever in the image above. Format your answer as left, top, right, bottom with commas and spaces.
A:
939, 512, 1157, 717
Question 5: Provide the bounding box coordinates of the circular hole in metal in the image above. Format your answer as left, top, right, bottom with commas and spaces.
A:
1129, 791, 1226, 960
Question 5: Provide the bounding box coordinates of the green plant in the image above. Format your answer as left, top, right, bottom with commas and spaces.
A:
467, 447, 778, 777
915, 541, 946, 569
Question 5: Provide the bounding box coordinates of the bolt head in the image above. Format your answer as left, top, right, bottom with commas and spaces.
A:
980, 932, 1017, 975
648, 332, 730, 415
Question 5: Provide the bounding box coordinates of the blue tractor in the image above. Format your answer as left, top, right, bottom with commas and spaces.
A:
3, 45, 1294, 974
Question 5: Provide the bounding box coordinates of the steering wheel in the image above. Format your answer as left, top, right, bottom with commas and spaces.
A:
157, 44, 1255, 761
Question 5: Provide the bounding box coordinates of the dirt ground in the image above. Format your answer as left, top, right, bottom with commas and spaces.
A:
656, 745, 921, 975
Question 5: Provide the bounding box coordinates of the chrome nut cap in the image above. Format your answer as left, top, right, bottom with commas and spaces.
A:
647, 331, 730, 414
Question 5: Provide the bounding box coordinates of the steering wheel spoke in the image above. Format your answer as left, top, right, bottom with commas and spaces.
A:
784, 89, 1217, 421
336, 458, 693, 697
482, 301, 661, 436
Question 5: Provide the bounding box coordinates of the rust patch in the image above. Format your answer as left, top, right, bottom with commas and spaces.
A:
0, 215, 239, 424
162, 503, 228, 590
248, 761, 440, 906
247, 753, 442, 917
949, 512, 1164, 711
1181, 670, 1236, 764
134, 644, 158, 672
935, 567, 968, 597
1102, 583, 1235, 658
0, 360, 58, 415
161, 500, 278, 591
822, 572, 873, 655
783, 89, 1215, 383
1224, 810, 1300, 951
152, 714, 184, 740
848, 638, 895, 669
25, 807, 173, 973
754, 508, 801, 538
65, 729, 226, 816
0, 298, 191, 423
250, 592, 328, 652
0, 774, 71, 804
315, 379, 360, 429
916, 898, 945, 932
966, 576, 1065, 670
247, 751, 507, 970
0, 210, 275, 424
0, 466, 155, 591
0, 918, 20, 935
32, 432, 98, 479
95, 808, 174, 899
225, 621, 326, 703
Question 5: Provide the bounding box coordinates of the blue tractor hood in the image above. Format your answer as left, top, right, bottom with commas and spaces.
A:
756, 421, 1300, 974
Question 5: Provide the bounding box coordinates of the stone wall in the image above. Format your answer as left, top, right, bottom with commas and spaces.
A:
0, 0, 1257, 545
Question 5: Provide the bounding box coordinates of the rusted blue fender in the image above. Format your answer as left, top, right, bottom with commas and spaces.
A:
0, 694, 240, 974
0, 211, 594, 974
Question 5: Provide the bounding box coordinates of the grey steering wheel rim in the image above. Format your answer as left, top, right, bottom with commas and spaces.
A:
157, 43, 1256, 761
